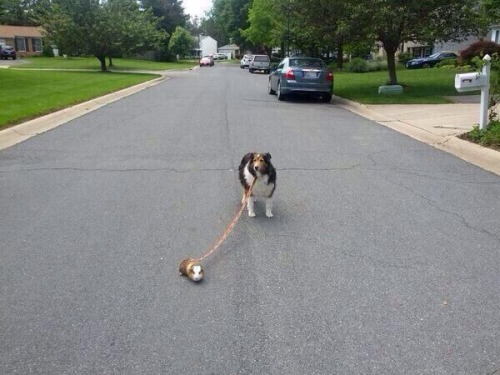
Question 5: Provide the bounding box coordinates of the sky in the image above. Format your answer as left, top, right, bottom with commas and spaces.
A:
182, 0, 213, 19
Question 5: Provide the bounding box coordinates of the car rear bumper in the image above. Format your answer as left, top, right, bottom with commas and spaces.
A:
281, 80, 333, 95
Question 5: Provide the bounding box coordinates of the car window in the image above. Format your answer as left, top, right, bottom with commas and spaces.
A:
277, 62, 285, 70
254, 55, 269, 62
290, 58, 325, 68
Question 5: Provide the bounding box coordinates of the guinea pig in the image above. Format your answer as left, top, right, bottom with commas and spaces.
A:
179, 258, 204, 282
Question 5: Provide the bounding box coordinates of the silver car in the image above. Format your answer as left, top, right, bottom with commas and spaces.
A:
249, 54, 271, 74
268, 57, 334, 102
240, 54, 252, 69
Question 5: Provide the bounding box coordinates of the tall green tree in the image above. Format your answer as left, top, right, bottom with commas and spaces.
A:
139, 0, 188, 35
241, 0, 281, 48
351, 0, 481, 85
168, 26, 194, 57
202, 0, 251, 48
0, 0, 49, 25
37, 0, 166, 71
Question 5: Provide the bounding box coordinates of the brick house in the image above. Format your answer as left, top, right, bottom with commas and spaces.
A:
0, 25, 44, 57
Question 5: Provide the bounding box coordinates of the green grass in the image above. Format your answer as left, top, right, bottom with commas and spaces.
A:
333, 66, 479, 104
12, 56, 197, 71
0, 69, 159, 130
460, 120, 500, 151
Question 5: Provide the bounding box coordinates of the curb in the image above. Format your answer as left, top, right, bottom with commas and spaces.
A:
332, 96, 500, 176
0, 75, 166, 151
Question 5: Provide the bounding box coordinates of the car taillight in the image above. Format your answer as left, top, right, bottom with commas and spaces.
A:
284, 69, 295, 80
326, 71, 333, 81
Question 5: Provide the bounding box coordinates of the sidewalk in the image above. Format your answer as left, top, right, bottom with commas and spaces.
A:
332, 95, 500, 176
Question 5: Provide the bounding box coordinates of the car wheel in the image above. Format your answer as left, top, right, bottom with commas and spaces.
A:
277, 81, 286, 101
268, 79, 276, 95
249, 68, 253, 73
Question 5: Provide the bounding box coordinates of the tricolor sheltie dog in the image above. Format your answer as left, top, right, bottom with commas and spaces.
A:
238, 152, 276, 217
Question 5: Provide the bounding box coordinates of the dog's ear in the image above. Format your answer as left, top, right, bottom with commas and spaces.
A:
241, 152, 254, 165
263, 153, 272, 162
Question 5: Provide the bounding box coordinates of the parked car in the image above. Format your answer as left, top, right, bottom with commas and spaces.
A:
214, 53, 227, 60
240, 54, 252, 69
249, 54, 271, 74
405, 51, 458, 69
268, 57, 333, 102
199, 56, 214, 67
0, 45, 16, 60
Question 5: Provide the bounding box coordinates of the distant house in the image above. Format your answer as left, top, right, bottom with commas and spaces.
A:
0, 25, 44, 57
191, 35, 217, 58
218, 44, 240, 58
402, 26, 500, 58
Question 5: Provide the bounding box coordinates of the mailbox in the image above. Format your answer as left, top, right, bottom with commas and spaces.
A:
455, 72, 487, 92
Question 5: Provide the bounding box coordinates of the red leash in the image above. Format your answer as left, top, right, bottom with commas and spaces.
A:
195, 180, 255, 262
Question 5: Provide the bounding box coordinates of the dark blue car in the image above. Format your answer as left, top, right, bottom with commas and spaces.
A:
0, 45, 16, 60
405, 51, 457, 69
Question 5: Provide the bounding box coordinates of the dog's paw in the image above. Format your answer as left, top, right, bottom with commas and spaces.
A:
266, 211, 273, 218
248, 211, 256, 218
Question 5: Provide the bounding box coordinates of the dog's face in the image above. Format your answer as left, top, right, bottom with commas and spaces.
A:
188, 264, 204, 282
251, 153, 272, 176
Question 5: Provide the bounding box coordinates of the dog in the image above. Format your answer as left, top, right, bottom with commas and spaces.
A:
238, 152, 276, 217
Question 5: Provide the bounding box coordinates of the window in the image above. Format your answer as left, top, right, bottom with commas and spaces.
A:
33, 38, 42, 52
494, 30, 500, 44
15, 36, 26, 51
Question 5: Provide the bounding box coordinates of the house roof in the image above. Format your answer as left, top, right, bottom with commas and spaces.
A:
0, 25, 44, 38
219, 44, 239, 50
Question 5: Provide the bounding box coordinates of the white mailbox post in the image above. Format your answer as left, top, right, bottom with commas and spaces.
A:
455, 54, 491, 130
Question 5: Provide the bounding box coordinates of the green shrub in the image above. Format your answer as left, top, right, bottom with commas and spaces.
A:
464, 121, 500, 150
349, 57, 369, 73
368, 60, 388, 71
42, 44, 54, 57
435, 58, 456, 68
460, 40, 500, 64
398, 52, 413, 65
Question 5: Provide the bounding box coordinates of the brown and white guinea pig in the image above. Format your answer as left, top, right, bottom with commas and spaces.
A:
238, 152, 276, 218
179, 258, 204, 282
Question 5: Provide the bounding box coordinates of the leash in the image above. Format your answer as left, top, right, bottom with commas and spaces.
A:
195, 179, 256, 262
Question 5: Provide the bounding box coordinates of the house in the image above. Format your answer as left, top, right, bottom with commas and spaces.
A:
402, 25, 500, 58
218, 44, 240, 59
192, 35, 217, 58
0, 25, 44, 57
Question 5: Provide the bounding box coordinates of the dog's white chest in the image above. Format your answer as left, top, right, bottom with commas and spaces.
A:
244, 168, 274, 198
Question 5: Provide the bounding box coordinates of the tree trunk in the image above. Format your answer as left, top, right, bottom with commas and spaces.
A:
336, 42, 344, 70
97, 55, 106, 72
384, 43, 398, 85
108, 57, 113, 67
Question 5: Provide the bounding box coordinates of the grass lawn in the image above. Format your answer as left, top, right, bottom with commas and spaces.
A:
1, 56, 200, 130
11, 56, 198, 71
334, 67, 479, 104
0, 58, 481, 131
0, 69, 159, 130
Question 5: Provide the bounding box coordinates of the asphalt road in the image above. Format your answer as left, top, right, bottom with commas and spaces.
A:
1, 63, 499, 374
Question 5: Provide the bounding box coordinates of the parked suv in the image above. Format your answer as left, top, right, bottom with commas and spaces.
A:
0, 45, 16, 60
249, 55, 270, 74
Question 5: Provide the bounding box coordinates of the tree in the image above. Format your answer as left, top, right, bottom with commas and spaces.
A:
241, 0, 282, 49
168, 26, 194, 57
139, 0, 187, 36
350, 0, 481, 85
202, 0, 252, 48
37, 0, 166, 71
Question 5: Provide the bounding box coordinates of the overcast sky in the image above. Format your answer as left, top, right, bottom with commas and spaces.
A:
182, 0, 213, 19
